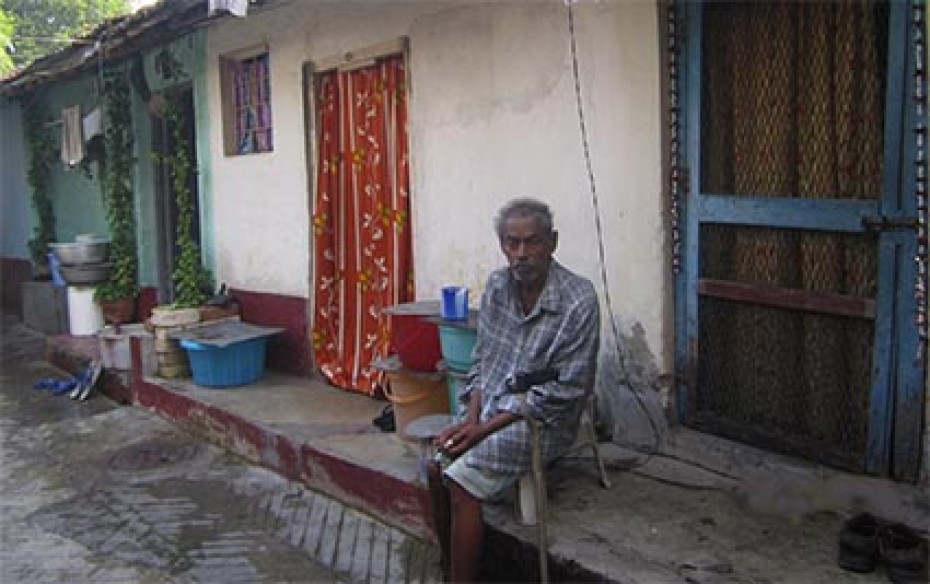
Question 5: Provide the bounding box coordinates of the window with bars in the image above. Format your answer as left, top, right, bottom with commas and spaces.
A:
220, 50, 273, 155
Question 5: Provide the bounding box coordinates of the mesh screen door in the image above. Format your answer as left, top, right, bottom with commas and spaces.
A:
677, 1, 925, 479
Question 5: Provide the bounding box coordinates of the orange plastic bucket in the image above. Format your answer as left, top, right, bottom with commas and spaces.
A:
384, 370, 449, 439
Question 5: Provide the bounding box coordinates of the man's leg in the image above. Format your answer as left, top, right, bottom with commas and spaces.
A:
449, 480, 483, 583
426, 460, 451, 574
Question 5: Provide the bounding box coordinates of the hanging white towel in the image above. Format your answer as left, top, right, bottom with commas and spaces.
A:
60, 106, 84, 167
82, 106, 102, 140
208, 0, 249, 17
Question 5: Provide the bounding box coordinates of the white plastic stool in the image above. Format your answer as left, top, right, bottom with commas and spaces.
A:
517, 396, 610, 583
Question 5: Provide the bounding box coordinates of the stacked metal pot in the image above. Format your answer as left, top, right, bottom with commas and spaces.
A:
49, 235, 111, 285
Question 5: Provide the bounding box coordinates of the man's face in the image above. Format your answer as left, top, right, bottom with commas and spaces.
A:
500, 214, 557, 288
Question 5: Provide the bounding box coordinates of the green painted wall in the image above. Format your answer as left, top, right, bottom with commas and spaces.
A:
32, 75, 110, 244
131, 68, 157, 289
133, 31, 209, 291
191, 31, 214, 275
15, 30, 210, 295
0, 98, 31, 259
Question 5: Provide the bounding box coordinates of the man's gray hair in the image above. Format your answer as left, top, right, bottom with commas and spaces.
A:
494, 198, 554, 238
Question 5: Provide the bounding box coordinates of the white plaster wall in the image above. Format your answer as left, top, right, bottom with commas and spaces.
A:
410, 2, 666, 365
204, 0, 667, 368
205, 5, 314, 298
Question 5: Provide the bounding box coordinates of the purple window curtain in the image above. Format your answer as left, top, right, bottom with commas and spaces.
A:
233, 53, 272, 154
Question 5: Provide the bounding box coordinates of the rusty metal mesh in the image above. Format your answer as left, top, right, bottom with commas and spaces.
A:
701, 226, 877, 298
697, 226, 875, 467
700, 1, 887, 200
695, 296, 873, 467
692, 1, 887, 470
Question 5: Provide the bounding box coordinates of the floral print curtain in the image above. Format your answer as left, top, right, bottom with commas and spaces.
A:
312, 54, 413, 394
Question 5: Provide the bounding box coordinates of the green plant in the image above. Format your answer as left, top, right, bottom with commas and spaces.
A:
24, 103, 56, 269
164, 93, 210, 309
95, 69, 139, 302
148, 48, 211, 309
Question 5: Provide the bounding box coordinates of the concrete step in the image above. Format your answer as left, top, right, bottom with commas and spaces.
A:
234, 476, 442, 583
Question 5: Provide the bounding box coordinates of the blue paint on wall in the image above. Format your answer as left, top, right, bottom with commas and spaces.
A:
0, 98, 31, 259
18, 75, 110, 245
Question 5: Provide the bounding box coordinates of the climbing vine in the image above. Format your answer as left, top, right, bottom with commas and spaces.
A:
24, 103, 56, 271
159, 49, 211, 308
95, 69, 139, 301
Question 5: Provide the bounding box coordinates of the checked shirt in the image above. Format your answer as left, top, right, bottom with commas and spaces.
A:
460, 260, 600, 481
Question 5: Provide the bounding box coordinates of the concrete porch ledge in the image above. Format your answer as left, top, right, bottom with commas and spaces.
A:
44, 331, 927, 583
130, 370, 435, 542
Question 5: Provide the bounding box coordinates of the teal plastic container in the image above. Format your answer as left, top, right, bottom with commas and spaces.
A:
438, 325, 476, 372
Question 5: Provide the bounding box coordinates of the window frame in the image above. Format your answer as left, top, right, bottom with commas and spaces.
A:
219, 44, 274, 156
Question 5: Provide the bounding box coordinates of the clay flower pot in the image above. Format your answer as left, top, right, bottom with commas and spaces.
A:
98, 297, 136, 326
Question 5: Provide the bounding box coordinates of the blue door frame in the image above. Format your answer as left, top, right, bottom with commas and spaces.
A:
673, 1, 926, 481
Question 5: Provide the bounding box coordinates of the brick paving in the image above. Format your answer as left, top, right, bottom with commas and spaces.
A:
0, 314, 442, 583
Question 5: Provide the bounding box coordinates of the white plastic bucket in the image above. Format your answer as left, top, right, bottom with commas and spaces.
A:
67, 286, 103, 335
98, 324, 149, 370
445, 368, 468, 418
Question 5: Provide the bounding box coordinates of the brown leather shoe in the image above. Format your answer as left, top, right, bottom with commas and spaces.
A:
879, 523, 928, 584
837, 513, 881, 573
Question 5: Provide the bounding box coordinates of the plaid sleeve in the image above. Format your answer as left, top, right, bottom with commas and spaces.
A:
521, 285, 599, 423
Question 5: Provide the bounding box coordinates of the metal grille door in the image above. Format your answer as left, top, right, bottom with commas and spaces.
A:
676, 1, 925, 479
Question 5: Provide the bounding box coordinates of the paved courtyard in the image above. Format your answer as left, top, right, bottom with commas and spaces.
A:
0, 315, 440, 583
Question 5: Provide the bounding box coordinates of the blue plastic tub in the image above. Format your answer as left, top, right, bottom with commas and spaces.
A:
180, 337, 268, 388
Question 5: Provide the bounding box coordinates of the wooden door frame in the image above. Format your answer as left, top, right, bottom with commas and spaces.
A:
152, 85, 200, 306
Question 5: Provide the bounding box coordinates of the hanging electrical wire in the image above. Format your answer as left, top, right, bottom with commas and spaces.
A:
565, 1, 662, 454
563, 2, 748, 490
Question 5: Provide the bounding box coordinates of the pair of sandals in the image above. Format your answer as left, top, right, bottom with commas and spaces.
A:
372, 404, 395, 432
838, 512, 928, 583
33, 360, 103, 401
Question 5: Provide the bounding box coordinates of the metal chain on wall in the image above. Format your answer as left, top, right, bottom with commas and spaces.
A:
667, 2, 683, 275
915, 0, 928, 360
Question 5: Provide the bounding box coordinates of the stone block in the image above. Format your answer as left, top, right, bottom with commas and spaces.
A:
22, 281, 68, 334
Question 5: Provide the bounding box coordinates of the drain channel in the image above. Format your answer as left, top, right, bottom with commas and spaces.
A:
107, 436, 201, 472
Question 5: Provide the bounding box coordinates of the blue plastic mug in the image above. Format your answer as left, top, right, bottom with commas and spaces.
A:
441, 286, 468, 321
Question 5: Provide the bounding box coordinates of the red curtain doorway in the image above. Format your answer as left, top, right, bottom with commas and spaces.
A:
312, 54, 413, 394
